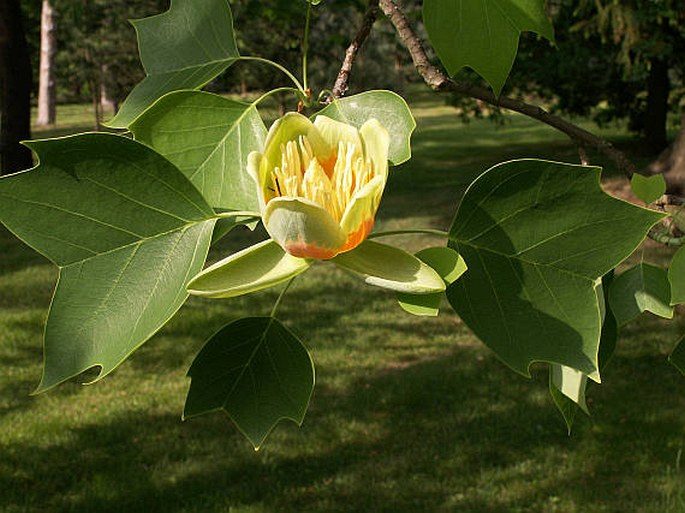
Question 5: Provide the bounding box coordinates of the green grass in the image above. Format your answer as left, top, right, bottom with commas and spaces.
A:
2, 92, 685, 513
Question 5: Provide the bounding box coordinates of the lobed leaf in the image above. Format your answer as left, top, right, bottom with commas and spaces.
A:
109, 0, 240, 128
0, 133, 216, 391
131, 91, 266, 212
423, 0, 554, 95
184, 317, 315, 450
447, 159, 664, 381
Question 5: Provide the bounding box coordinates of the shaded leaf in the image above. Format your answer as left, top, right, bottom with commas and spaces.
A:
423, 0, 554, 95
314, 91, 415, 165
447, 159, 664, 381
398, 247, 467, 316
0, 133, 216, 391
188, 240, 310, 299
668, 246, 685, 305
608, 263, 673, 325
669, 334, 685, 376
131, 91, 266, 211
630, 173, 666, 204
184, 317, 315, 449
109, 0, 240, 128
333, 240, 445, 294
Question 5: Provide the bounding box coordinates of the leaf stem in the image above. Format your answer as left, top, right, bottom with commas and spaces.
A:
368, 228, 449, 239
251, 87, 305, 108
239, 56, 305, 92
302, 1, 313, 92
271, 278, 296, 318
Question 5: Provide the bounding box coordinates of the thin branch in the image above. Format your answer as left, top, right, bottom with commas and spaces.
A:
377, 0, 637, 178
331, 0, 380, 99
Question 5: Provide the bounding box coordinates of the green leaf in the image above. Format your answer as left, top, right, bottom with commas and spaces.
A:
608, 263, 673, 325
669, 334, 685, 376
549, 273, 617, 431
0, 133, 216, 392
630, 173, 666, 204
184, 317, 315, 450
447, 159, 664, 381
131, 91, 266, 212
108, 0, 240, 128
549, 375, 578, 434
333, 240, 446, 294
397, 247, 467, 317
668, 246, 685, 305
188, 240, 310, 298
314, 91, 416, 165
423, 0, 554, 95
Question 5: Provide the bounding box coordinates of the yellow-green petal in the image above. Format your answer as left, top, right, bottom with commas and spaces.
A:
332, 240, 446, 294
339, 175, 383, 239
313, 115, 362, 154
263, 197, 346, 259
263, 112, 329, 169
359, 118, 390, 182
187, 239, 310, 298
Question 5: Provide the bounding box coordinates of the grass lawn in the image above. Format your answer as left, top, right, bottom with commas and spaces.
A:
1, 91, 685, 513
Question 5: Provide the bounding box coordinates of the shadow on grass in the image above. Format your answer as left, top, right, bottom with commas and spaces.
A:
1, 342, 683, 513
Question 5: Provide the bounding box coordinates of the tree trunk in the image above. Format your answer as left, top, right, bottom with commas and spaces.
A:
0, 0, 33, 174
648, 112, 685, 193
644, 57, 669, 154
36, 0, 57, 127
100, 65, 118, 115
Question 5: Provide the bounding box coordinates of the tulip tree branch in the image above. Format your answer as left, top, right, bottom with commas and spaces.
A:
376, 0, 638, 179
331, 0, 380, 99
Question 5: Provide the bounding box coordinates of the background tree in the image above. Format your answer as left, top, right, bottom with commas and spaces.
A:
0, 0, 33, 174
36, 0, 56, 126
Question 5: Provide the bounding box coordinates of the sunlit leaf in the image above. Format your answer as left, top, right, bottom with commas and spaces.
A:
423, 0, 554, 95
131, 91, 266, 212
315, 91, 416, 165
397, 247, 467, 316
109, 0, 240, 128
447, 160, 664, 381
188, 239, 310, 299
184, 317, 315, 450
630, 173, 666, 204
333, 240, 446, 294
608, 263, 673, 325
0, 134, 216, 391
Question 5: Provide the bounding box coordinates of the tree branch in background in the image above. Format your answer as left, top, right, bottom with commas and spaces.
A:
377, 0, 637, 179
331, 0, 380, 98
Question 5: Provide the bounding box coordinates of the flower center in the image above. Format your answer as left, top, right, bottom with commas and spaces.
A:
270, 135, 376, 222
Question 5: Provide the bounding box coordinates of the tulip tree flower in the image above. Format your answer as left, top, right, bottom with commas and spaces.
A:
187, 113, 445, 298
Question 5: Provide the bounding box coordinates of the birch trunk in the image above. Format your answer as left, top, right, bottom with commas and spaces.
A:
36, 0, 57, 127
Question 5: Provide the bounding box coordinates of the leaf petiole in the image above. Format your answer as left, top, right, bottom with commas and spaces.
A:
238, 56, 305, 92
271, 277, 296, 318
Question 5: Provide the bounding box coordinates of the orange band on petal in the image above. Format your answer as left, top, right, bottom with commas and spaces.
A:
340, 217, 375, 254
284, 240, 339, 260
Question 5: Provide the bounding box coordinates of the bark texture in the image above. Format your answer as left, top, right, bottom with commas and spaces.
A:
37, 0, 57, 126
